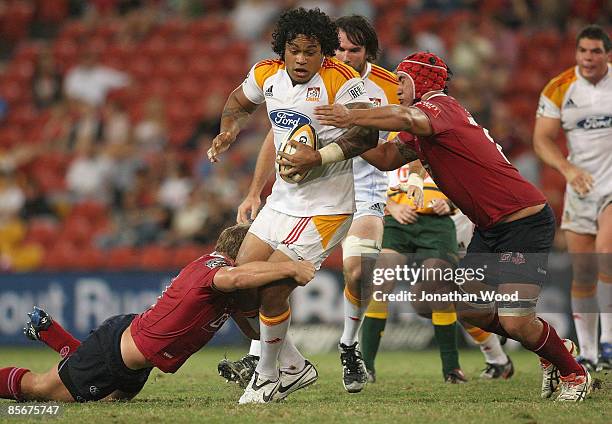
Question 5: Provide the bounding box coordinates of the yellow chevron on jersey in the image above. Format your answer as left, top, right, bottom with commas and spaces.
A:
368, 64, 399, 105
252, 59, 285, 89
387, 131, 399, 141
319, 57, 361, 103
541, 67, 577, 109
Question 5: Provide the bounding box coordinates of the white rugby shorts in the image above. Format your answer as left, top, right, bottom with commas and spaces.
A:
561, 187, 612, 235
249, 204, 352, 269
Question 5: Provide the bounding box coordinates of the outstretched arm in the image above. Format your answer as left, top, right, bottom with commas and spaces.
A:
276, 102, 379, 177
208, 86, 259, 162
315, 104, 433, 137
236, 129, 276, 223
213, 260, 315, 292
361, 141, 418, 171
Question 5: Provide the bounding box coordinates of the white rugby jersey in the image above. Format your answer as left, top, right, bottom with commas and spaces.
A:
537, 64, 612, 193
353, 62, 399, 204
242, 57, 371, 217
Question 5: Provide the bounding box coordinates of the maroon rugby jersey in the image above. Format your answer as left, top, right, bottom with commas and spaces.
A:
397, 94, 545, 228
131, 252, 234, 373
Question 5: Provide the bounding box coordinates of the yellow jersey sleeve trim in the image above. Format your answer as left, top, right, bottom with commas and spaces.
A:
253, 59, 284, 89
319, 57, 361, 104
541, 67, 577, 109
369, 64, 400, 105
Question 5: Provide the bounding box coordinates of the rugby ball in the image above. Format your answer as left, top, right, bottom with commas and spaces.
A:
276, 123, 318, 183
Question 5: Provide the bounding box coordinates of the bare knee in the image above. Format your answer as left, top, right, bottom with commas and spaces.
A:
21, 369, 73, 402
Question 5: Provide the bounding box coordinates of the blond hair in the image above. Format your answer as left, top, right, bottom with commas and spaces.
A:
215, 224, 250, 260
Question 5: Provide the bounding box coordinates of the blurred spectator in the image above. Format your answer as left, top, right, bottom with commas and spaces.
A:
20, 178, 56, 220
231, 0, 280, 40
101, 100, 130, 145
158, 157, 192, 211
105, 141, 144, 208
67, 102, 103, 151
133, 97, 167, 152
97, 190, 169, 249
0, 170, 25, 220
185, 93, 223, 150
65, 144, 113, 204
32, 46, 63, 109
64, 49, 130, 106
170, 187, 209, 242
450, 22, 494, 77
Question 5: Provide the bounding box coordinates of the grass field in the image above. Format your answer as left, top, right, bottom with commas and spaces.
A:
0, 347, 609, 424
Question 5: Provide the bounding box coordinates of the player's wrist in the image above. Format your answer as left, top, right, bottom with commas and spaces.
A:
318, 144, 344, 165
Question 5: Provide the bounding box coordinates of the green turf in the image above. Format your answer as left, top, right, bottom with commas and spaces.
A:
0, 347, 609, 424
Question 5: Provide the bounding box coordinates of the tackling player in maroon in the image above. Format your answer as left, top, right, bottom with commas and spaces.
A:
278, 52, 592, 402
0, 224, 315, 403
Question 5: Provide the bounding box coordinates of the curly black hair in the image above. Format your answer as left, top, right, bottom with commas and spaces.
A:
271, 8, 339, 60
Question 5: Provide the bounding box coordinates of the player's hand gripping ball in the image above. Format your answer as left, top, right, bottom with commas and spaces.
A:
275, 124, 318, 183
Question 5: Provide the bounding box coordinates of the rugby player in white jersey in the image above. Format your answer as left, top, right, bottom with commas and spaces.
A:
207, 8, 378, 403
533, 24, 612, 372
219, 15, 399, 394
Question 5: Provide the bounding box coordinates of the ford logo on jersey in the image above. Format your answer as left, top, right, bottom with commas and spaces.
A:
577, 115, 612, 130
269, 109, 311, 129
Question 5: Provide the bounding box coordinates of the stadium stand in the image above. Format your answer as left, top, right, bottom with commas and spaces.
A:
0, 1, 609, 271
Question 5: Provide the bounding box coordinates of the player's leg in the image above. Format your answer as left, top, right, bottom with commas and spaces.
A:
562, 189, 600, 370
241, 212, 351, 403
595, 202, 612, 369
497, 283, 590, 401
218, 229, 274, 387
339, 214, 383, 393
361, 297, 388, 382
416, 256, 466, 383
23, 306, 81, 359
565, 230, 599, 369
462, 322, 513, 379
361, 242, 406, 383
276, 335, 318, 400
412, 215, 466, 382
0, 364, 74, 402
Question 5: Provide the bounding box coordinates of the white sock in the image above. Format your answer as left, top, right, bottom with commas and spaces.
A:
255, 311, 291, 380
598, 277, 612, 344
340, 288, 363, 346
248, 340, 261, 357
571, 293, 599, 362
478, 333, 508, 365
278, 335, 306, 372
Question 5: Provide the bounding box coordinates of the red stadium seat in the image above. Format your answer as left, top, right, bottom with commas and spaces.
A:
171, 244, 205, 269
71, 201, 108, 222
26, 219, 60, 249
105, 247, 141, 270
71, 246, 105, 270
59, 215, 93, 248
42, 241, 78, 270
140, 245, 173, 270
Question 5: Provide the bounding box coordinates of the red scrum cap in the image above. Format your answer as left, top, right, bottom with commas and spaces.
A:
395, 52, 449, 102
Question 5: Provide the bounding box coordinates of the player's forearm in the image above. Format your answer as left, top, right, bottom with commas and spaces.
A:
349, 105, 419, 132
220, 88, 256, 139
533, 133, 573, 177
321, 102, 379, 162
248, 130, 276, 197
361, 142, 407, 171
228, 261, 296, 289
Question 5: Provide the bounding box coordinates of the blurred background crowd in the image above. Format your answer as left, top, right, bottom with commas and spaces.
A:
0, 0, 610, 272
